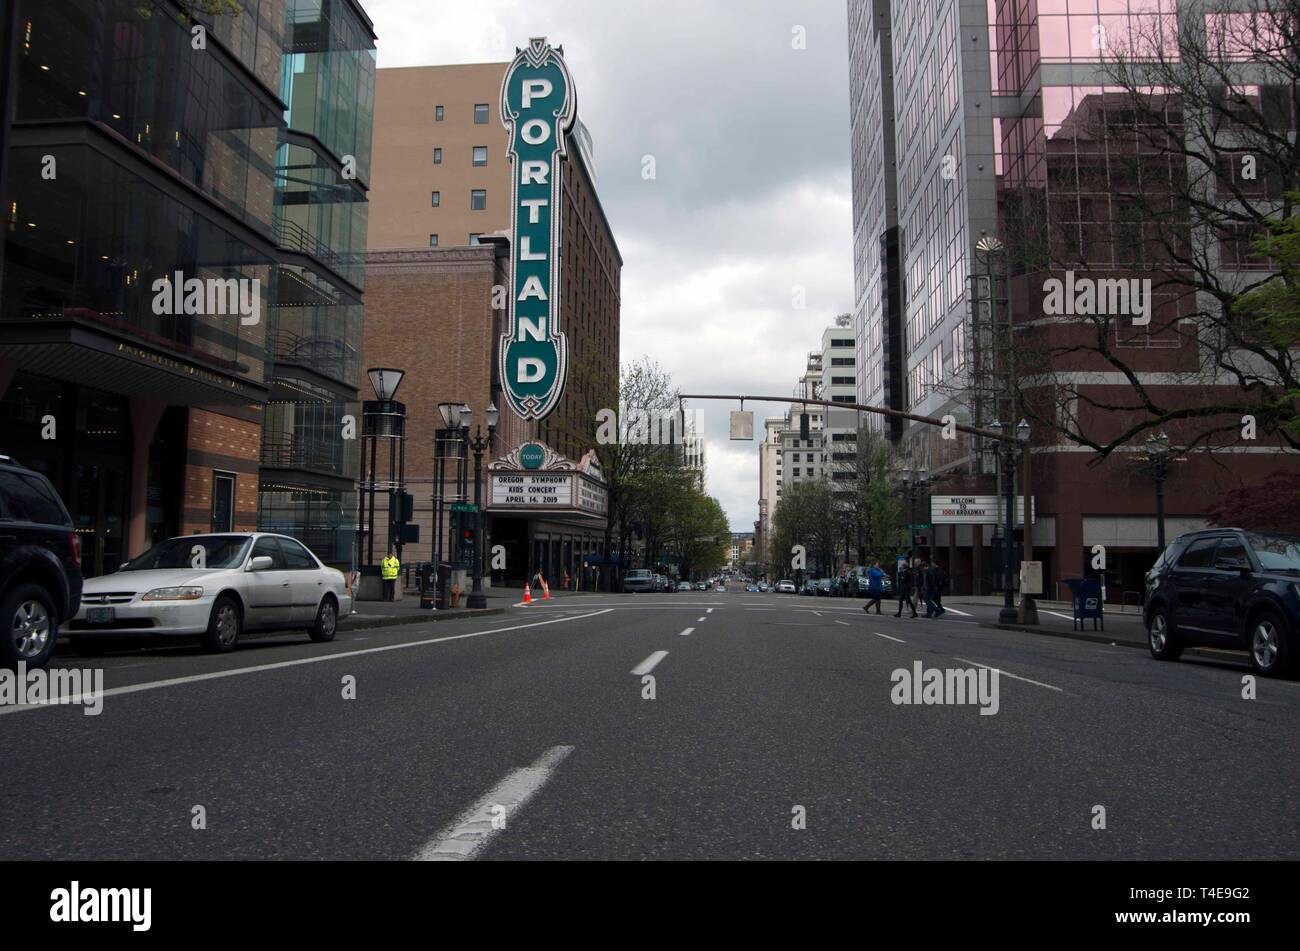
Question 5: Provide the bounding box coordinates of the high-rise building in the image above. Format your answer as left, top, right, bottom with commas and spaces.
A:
847, 0, 1300, 597
0, 0, 375, 575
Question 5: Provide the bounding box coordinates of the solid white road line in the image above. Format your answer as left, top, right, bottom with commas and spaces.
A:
706, 608, 714, 614
942, 606, 973, 617
630, 650, 669, 675
835, 620, 850, 626
874, 631, 906, 643
697, 616, 706, 622
413, 745, 574, 861
1042, 610, 1076, 622
952, 656, 1064, 692
0, 609, 615, 716
679, 627, 696, 637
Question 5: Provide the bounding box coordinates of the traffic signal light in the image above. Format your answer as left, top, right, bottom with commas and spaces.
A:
799, 412, 810, 441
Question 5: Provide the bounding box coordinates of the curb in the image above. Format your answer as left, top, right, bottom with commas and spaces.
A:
982, 623, 1250, 664
340, 608, 506, 631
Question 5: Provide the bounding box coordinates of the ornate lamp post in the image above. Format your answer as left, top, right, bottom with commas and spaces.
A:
459, 402, 499, 609
357, 367, 405, 578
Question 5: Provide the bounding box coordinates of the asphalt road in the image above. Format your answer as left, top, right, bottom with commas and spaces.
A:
3, 589, 1297, 860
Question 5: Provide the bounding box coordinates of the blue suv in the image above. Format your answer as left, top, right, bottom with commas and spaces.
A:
1144, 528, 1300, 676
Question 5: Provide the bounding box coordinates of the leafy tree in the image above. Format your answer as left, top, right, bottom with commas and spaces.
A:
771, 480, 841, 580
1207, 470, 1300, 532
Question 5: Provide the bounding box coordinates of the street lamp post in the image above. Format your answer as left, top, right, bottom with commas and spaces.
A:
1145, 431, 1170, 551
356, 368, 405, 599
901, 468, 928, 559
459, 402, 499, 610
990, 421, 1020, 624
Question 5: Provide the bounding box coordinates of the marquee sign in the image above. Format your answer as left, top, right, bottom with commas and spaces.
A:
499, 37, 577, 421
487, 441, 607, 520
931, 495, 1036, 525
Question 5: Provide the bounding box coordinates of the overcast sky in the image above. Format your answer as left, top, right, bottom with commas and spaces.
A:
365, 0, 855, 531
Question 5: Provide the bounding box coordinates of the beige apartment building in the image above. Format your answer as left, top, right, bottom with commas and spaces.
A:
369, 62, 514, 249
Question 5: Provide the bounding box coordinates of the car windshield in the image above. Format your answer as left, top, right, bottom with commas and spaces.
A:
121, 535, 252, 571
1246, 533, 1300, 572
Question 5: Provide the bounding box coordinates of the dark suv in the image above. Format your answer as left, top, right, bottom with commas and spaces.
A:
0, 455, 83, 668
1144, 528, 1300, 676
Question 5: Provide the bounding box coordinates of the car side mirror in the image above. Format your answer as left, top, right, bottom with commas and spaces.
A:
247, 555, 274, 572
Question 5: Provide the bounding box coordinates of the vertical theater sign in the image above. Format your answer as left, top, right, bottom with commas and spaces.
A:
499, 37, 576, 421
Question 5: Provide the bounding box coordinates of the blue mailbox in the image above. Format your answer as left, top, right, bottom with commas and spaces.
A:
1065, 577, 1104, 631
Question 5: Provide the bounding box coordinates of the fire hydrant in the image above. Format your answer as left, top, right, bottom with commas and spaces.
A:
450, 582, 462, 608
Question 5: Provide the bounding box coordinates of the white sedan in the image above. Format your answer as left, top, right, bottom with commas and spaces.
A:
70, 533, 353, 653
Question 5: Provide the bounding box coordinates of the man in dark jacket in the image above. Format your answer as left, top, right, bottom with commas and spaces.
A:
927, 560, 947, 617
894, 558, 918, 618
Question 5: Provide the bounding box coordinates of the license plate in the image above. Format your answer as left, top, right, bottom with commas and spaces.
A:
86, 607, 115, 624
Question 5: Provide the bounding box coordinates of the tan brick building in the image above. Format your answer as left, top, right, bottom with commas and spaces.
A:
363, 60, 621, 589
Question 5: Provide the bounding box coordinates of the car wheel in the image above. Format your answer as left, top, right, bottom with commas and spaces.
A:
202, 595, 241, 653
1, 583, 58, 669
309, 595, 338, 643
1147, 606, 1182, 661
1249, 609, 1293, 677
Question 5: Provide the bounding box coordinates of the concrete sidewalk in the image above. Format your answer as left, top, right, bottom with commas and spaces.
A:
341, 585, 603, 631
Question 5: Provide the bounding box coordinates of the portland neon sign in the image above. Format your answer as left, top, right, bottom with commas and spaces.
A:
499, 37, 576, 421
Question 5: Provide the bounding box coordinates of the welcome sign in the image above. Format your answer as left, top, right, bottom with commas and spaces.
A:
499, 38, 576, 421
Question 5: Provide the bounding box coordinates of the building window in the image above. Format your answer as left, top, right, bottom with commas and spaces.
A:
474, 103, 489, 124
433, 148, 442, 164
429, 234, 438, 247
435, 105, 444, 121
471, 189, 487, 211
469, 233, 483, 245
211, 472, 235, 533
431, 190, 440, 207
472, 145, 488, 166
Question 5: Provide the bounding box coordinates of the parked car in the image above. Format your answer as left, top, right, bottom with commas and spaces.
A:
624, 569, 655, 593
815, 578, 832, 596
775, 579, 796, 593
713, 584, 725, 592
0, 454, 83, 669
69, 533, 351, 653
1144, 528, 1300, 676
757, 581, 770, 593
676, 581, 693, 592
696, 581, 707, 591
745, 583, 758, 592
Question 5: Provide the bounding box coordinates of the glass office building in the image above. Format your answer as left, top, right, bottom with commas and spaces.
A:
847, 0, 1293, 596
259, 0, 375, 567
0, 0, 374, 574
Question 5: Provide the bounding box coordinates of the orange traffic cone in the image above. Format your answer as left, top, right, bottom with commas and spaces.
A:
541, 578, 551, 599
523, 582, 532, 604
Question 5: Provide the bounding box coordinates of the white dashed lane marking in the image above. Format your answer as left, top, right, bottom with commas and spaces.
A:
413, 745, 574, 861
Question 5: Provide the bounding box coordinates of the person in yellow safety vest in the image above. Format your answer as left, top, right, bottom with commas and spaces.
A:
381, 549, 400, 601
